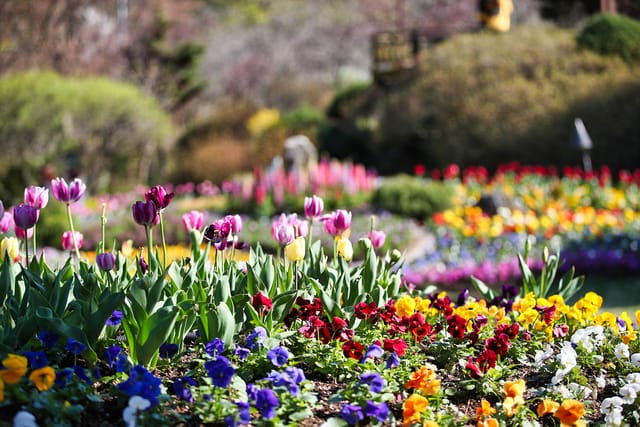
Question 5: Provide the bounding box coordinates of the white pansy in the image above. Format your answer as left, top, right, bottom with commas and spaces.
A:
596, 375, 607, 389
615, 343, 630, 359
567, 382, 592, 399
626, 373, 640, 385
13, 411, 38, 427
604, 409, 625, 427
601, 396, 624, 415
533, 345, 554, 367
631, 353, 640, 367
123, 395, 151, 427
571, 325, 605, 352
619, 384, 638, 404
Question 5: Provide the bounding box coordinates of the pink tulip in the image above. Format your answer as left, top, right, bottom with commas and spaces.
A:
51, 177, 86, 203
0, 212, 14, 234
369, 230, 386, 249
182, 210, 205, 232
62, 231, 83, 251
24, 186, 49, 209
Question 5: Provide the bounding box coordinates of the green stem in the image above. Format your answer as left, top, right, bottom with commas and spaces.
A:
159, 211, 167, 270
66, 203, 81, 260
100, 203, 107, 254
23, 234, 28, 265
32, 224, 37, 260
145, 225, 153, 266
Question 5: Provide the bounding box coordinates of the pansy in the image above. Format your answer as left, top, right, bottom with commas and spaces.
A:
266, 346, 290, 367
254, 388, 280, 420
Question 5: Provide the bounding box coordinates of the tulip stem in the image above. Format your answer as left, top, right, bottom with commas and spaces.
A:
32, 224, 37, 261
23, 234, 29, 265
66, 203, 81, 260
145, 225, 153, 267
159, 212, 167, 270
100, 203, 107, 254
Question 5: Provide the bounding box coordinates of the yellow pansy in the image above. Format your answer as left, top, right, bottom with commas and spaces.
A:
0, 354, 28, 384
29, 366, 56, 391
395, 295, 416, 318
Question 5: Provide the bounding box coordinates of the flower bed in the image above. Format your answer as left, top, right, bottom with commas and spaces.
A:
1, 179, 640, 426
404, 163, 640, 289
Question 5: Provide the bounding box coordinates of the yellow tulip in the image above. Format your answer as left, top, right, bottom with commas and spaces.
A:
0, 237, 20, 262
336, 236, 353, 261
284, 236, 305, 262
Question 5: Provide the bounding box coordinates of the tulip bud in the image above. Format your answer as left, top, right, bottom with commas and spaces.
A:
368, 230, 386, 249
285, 236, 305, 262
96, 252, 116, 271
0, 212, 13, 234
391, 249, 402, 263
332, 210, 352, 235
336, 236, 353, 261
132, 201, 158, 227
61, 231, 83, 251
224, 214, 243, 234
13, 204, 39, 230
1, 236, 21, 261
182, 210, 204, 232
139, 256, 149, 274
303, 195, 324, 219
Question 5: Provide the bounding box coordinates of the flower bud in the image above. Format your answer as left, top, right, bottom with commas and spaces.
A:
96, 252, 116, 271
132, 201, 158, 227
1, 237, 21, 261
285, 236, 305, 262
368, 230, 386, 249
0, 212, 13, 234
13, 204, 39, 230
336, 236, 353, 261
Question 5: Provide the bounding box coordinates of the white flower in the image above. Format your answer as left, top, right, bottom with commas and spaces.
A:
619, 384, 638, 404
615, 343, 630, 359
627, 373, 640, 385
13, 411, 38, 427
533, 345, 554, 367
596, 375, 607, 389
601, 396, 624, 415
604, 409, 625, 427
571, 325, 605, 352
631, 353, 640, 367
123, 396, 151, 427
567, 382, 591, 399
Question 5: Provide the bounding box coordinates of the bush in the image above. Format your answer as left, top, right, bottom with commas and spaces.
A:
371, 176, 453, 220
0, 71, 173, 203
577, 13, 640, 63
322, 25, 640, 176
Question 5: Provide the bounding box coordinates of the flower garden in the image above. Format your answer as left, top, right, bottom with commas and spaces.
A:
1, 162, 640, 427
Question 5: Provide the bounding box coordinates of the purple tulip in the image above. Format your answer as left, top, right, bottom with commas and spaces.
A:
96, 252, 116, 271
132, 201, 159, 226
182, 210, 204, 232
333, 210, 352, 234
24, 186, 49, 209
13, 204, 39, 230
139, 256, 149, 274
61, 231, 83, 251
303, 195, 324, 219
145, 185, 174, 210
51, 177, 86, 203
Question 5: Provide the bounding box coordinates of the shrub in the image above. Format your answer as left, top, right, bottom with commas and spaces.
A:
0, 71, 173, 203
577, 13, 640, 63
371, 175, 453, 220
322, 25, 640, 176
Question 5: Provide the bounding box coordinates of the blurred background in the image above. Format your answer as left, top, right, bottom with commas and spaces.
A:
0, 0, 639, 204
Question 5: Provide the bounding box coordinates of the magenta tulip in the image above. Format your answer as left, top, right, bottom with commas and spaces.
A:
14, 225, 34, 239
333, 210, 352, 234
303, 195, 324, 219
368, 230, 386, 249
51, 177, 86, 203
224, 214, 243, 234
0, 212, 13, 234
145, 185, 175, 210
24, 186, 49, 209
62, 231, 83, 251
182, 210, 205, 232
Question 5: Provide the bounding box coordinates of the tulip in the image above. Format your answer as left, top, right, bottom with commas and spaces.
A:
273, 223, 295, 246
145, 185, 175, 210
303, 195, 324, 219
62, 231, 83, 251
368, 230, 386, 249
96, 252, 116, 271
0, 212, 12, 234
51, 177, 86, 203
224, 214, 243, 234
333, 210, 352, 234
24, 186, 49, 209
336, 236, 353, 261
14, 226, 34, 240
1, 237, 20, 262
285, 236, 305, 262
13, 204, 39, 230
182, 210, 204, 232
132, 201, 159, 227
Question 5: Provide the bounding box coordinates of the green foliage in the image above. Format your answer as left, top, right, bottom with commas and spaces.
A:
0, 71, 173, 203
326, 81, 373, 119
577, 13, 640, 63
322, 26, 640, 175
371, 176, 453, 220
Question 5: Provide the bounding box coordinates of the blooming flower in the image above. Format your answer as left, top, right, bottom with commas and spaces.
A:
365, 400, 389, 423
122, 395, 151, 427
225, 401, 251, 427
51, 177, 86, 203
37, 331, 59, 349
368, 229, 386, 249
0, 211, 14, 233
206, 338, 225, 357
336, 236, 353, 261
341, 403, 364, 424
24, 351, 48, 369
61, 231, 83, 251
13, 411, 38, 427
106, 310, 123, 327
173, 376, 197, 403
65, 338, 87, 355
266, 346, 290, 367
204, 356, 235, 388
24, 186, 49, 209
104, 345, 122, 369
117, 365, 162, 406
0, 354, 28, 384
29, 366, 56, 391
359, 372, 385, 393
402, 393, 428, 427
159, 343, 179, 360
254, 388, 280, 420
145, 185, 175, 211
251, 291, 273, 312
1, 237, 20, 262
246, 326, 267, 350
537, 399, 560, 417
405, 366, 440, 395
361, 343, 383, 363
554, 399, 585, 425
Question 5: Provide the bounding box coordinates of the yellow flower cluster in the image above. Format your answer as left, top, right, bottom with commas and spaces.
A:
0, 354, 55, 402
246, 108, 281, 137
